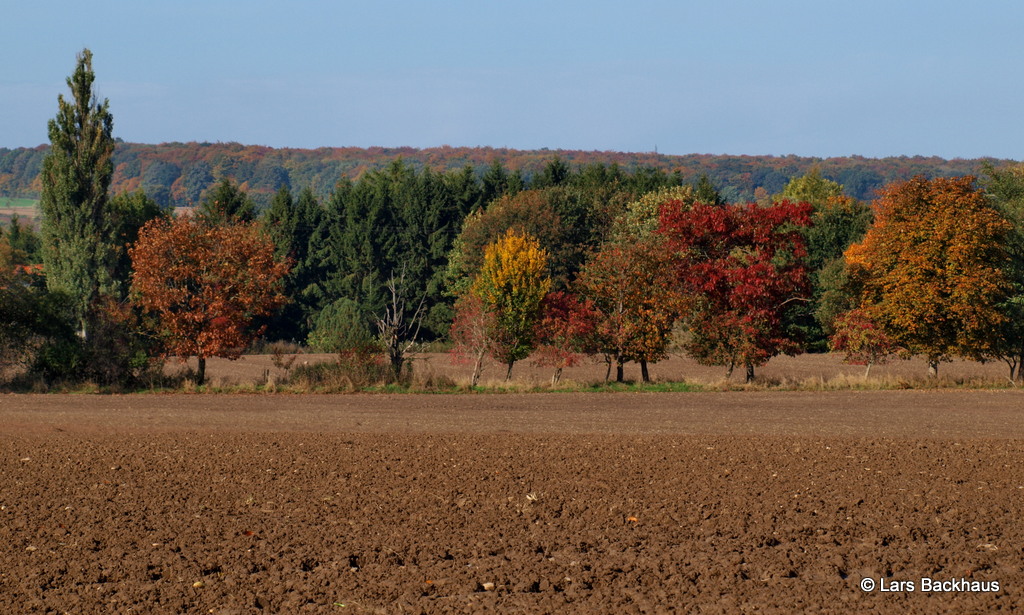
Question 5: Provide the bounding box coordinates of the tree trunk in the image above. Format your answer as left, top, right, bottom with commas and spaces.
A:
471, 349, 485, 387
726, 362, 735, 379
745, 363, 755, 384
927, 359, 939, 379
640, 359, 650, 383
197, 356, 206, 386
864, 361, 873, 379
604, 356, 612, 383
551, 367, 562, 386
505, 361, 514, 382
390, 352, 403, 381
616, 357, 625, 383
1011, 354, 1024, 385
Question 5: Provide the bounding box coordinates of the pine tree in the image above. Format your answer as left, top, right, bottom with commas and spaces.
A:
261, 186, 324, 341
693, 173, 725, 206
197, 178, 256, 225
40, 49, 117, 340
5, 214, 42, 265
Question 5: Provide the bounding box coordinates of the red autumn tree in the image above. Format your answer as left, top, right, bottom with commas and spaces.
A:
828, 308, 902, 377
660, 200, 813, 382
449, 292, 494, 387
577, 236, 680, 383
129, 217, 290, 385
532, 291, 600, 385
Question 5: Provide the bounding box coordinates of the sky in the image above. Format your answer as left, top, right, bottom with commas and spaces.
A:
2, 0, 1022, 159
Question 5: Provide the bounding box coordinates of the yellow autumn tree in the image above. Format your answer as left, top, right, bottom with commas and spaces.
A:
471, 228, 551, 380
842, 175, 1010, 377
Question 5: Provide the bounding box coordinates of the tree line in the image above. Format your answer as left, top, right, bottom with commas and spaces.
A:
0, 138, 1009, 210
3, 49, 1024, 388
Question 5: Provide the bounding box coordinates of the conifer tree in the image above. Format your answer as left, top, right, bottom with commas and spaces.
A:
197, 178, 255, 225
693, 173, 725, 206
39, 48, 116, 339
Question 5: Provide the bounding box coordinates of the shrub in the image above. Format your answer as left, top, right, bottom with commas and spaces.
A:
290, 344, 404, 391
307, 298, 375, 353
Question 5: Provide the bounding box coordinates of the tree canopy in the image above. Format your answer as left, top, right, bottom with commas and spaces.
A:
842, 176, 1010, 376
129, 217, 289, 385
39, 48, 116, 338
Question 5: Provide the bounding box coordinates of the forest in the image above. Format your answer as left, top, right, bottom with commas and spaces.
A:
0, 140, 1007, 209
5, 49, 1024, 391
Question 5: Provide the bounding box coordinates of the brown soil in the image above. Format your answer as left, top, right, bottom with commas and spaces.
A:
2, 391, 1023, 613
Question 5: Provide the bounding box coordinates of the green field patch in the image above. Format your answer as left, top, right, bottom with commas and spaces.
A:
1, 197, 39, 209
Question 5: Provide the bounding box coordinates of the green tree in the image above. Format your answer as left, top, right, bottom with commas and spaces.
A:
480, 159, 520, 205
108, 190, 166, 295
530, 156, 571, 189
181, 162, 214, 205
982, 163, 1024, 381
775, 166, 843, 207
318, 160, 474, 343
261, 186, 325, 341
693, 173, 725, 206
608, 186, 696, 241
780, 170, 872, 351
197, 178, 256, 225
307, 297, 376, 353
0, 268, 81, 383
39, 48, 117, 339
5, 214, 42, 265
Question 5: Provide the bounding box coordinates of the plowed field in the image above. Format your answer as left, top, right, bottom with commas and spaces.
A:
2, 391, 1023, 613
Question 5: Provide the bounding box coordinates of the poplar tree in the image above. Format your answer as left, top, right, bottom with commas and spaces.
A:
40, 48, 116, 339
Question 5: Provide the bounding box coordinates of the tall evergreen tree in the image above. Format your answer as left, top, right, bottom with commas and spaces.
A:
481, 160, 513, 207
40, 48, 116, 339
693, 173, 726, 206
261, 186, 325, 341
197, 178, 256, 225
263, 186, 297, 259
6, 214, 42, 265
531, 156, 571, 189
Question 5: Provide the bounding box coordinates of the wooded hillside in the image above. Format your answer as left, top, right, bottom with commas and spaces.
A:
0, 142, 1009, 208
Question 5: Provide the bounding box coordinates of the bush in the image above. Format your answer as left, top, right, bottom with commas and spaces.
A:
307, 298, 376, 353
290, 344, 402, 391
0, 271, 82, 383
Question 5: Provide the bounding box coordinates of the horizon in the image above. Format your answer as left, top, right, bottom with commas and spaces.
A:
4, 1, 1024, 159
3, 140, 1017, 164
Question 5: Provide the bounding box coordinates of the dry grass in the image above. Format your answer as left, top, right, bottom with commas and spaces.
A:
10, 351, 1012, 394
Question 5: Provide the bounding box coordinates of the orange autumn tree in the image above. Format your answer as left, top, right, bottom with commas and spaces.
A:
129, 217, 290, 385
842, 176, 1010, 377
576, 235, 680, 383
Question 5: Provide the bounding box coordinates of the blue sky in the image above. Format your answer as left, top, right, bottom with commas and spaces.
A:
2, 0, 1021, 159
